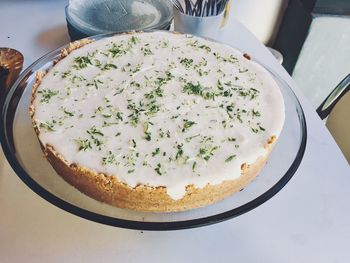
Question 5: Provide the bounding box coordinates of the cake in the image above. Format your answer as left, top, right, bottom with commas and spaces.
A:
30, 31, 285, 212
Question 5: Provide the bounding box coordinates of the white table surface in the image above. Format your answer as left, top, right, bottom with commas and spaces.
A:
1, 1, 349, 262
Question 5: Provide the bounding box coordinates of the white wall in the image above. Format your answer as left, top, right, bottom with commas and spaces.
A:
230, 0, 288, 45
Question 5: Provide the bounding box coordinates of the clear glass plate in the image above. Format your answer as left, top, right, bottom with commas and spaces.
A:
0, 33, 306, 231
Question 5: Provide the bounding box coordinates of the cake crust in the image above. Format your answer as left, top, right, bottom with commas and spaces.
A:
42, 141, 274, 212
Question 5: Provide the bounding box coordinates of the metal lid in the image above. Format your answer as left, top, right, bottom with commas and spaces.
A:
66, 0, 173, 36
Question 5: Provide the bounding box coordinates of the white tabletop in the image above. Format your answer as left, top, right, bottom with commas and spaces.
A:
1, 1, 349, 262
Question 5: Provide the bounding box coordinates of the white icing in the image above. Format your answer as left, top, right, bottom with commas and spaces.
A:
32, 31, 285, 200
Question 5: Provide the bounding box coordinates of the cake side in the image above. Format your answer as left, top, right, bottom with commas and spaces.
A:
42, 139, 275, 212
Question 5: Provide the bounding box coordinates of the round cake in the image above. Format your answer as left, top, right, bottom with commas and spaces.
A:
30, 31, 285, 212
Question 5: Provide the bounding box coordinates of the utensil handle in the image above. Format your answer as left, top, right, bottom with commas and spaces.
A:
316, 74, 350, 120
220, 0, 231, 28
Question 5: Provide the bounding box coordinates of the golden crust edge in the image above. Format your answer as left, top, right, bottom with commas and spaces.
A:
40, 137, 276, 212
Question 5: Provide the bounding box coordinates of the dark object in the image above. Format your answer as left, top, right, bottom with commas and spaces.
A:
313, 0, 350, 15
317, 74, 350, 119
301, 0, 317, 11
273, 0, 313, 74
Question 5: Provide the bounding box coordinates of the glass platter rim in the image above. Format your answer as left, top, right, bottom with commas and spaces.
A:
0, 31, 307, 231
